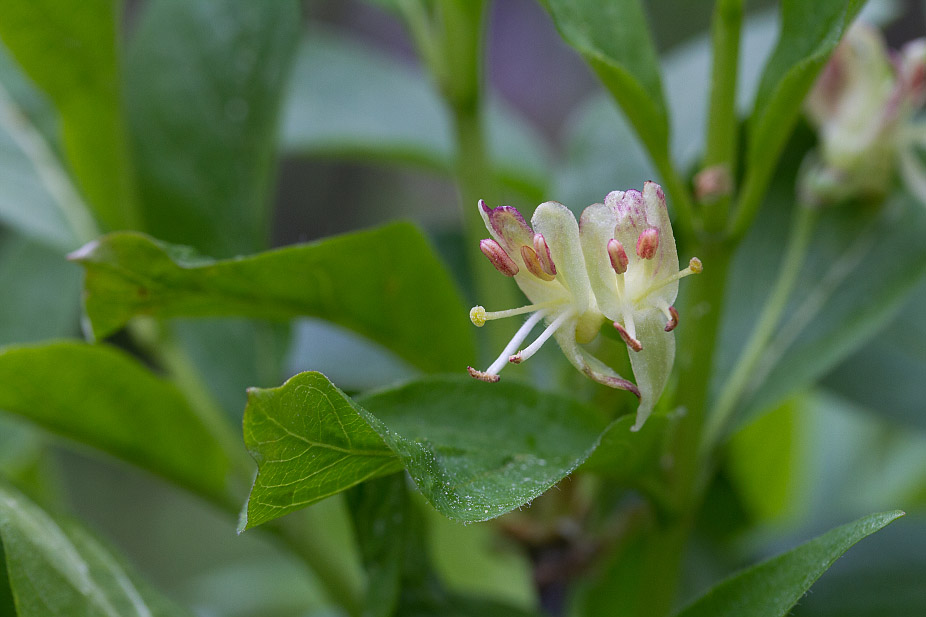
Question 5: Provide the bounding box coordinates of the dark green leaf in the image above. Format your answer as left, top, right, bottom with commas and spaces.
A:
70, 225, 475, 372
0, 478, 193, 617
741, 193, 926, 422
126, 0, 300, 257
789, 514, 926, 617
545, 0, 669, 164
240, 371, 402, 532
241, 373, 608, 530
821, 279, 926, 431
0, 0, 137, 231
0, 341, 230, 501
280, 28, 551, 198
744, 0, 865, 202
674, 510, 903, 617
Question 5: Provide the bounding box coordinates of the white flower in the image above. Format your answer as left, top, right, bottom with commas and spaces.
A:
804, 24, 926, 205
467, 182, 701, 431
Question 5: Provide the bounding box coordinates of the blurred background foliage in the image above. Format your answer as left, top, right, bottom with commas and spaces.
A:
0, 0, 925, 616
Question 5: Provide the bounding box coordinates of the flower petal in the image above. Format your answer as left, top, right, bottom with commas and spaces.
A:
627, 310, 675, 431
532, 201, 591, 315
579, 202, 623, 322
479, 201, 533, 260
552, 327, 640, 396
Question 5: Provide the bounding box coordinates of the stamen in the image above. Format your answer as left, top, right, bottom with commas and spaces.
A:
480, 239, 519, 276
614, 322, 643, 351
469, 300, 562, 326
636, 228, 659, 260
632, 257, 703, 304
471, 309, 548, 380
509, 310, 574, 364
663, 306, 679, 332
608, 239, 629, 274
521, 245, 556, 281
533, 233, 557, 275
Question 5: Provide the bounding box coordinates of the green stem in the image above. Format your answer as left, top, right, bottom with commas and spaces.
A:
727, 150, 777, 239
633, 240, 733, 617
701, 0, 743, 232
702, 205, 818, 455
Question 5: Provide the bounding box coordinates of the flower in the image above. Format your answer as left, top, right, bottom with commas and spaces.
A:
467, 182, 701, 431
804, 24, 926, 205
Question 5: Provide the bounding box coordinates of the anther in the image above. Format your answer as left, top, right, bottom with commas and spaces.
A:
480, 239, 519, 276
688, 257, 703, 273
664, 306, 679, 332
467, 366, 500, 383
470, 306, 487, 327
614, 322, 643, 351
521, 245, 555, 281
533, 233, 556, 276
636, 228, 659, 260
607, 239, 629, 274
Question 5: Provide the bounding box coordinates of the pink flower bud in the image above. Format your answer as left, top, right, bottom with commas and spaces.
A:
480, 238, 519, 276
607, 239, 629, 274
636, 228, 659, 260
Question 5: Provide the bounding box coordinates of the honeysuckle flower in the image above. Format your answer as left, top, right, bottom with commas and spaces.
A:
804, 23, 926, 205
467, 182, 701, 431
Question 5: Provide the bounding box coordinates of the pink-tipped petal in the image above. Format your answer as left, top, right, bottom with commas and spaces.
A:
479, 202, 534, 252
480, 238, 519, 276
533, 233, 557, 275
607, 238, 629, 274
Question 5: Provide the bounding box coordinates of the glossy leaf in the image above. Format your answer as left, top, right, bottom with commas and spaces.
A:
240, 372, 402, 531
280, 28, 551, 199
126, 0, 300, 257
241, 373, 608, 530
71, 224, 474, 372
744, 0, 865, 205
0, 479, 192, 617
0, 0, 136, 231
0, 341, 229, 501
545, 0, 668, 165
675, 510, 904, 617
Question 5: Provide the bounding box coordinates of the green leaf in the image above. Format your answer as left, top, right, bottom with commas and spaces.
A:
0, 0, 136, 231
545, 0, 669, 165
241, 373, 608, 530
821, 279, 926, 431
126, 0, 300, 257
70, 225, 475, 373
240, 372, 402, 532
0, 341, 230, 501
674, 510, 904, 617
280, 28, 551, 199
0, 235, 80, 345
0, 478, 193, 617
744, 0, 865, 203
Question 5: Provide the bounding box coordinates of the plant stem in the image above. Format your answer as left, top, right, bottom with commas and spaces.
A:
701, 0, 743, 232
702, 204, 818, 456
633, 240, 733, 617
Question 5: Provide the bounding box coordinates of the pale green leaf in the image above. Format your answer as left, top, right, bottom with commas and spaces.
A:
0, 341, 230, 501
674, 510, 903, 617
70, 224, 475, 373
0, 478, 192, 617
0, 0, 136, 231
